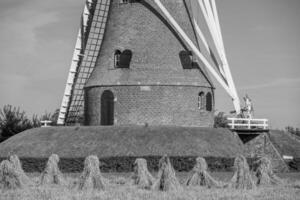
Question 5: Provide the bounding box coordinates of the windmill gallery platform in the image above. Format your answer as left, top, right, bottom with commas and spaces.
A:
0, 126, 299, 173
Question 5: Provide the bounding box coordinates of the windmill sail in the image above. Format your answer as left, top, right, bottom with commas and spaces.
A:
154, 0, 241, 113
59, 0, 242, 126
57, 0, 111, 125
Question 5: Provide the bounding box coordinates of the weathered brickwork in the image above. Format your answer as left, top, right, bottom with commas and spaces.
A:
84, 0, 215, 126
85, 85, 214, 127
86, 0, 213, 88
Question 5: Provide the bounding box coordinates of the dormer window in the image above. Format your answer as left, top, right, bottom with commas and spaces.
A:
114, 49, 132, 68
179, 50, 193, 69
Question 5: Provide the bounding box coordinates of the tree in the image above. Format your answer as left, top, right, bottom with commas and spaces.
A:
50, 109, 59, 126
0, 105, 32, 139
0, 105, 61, 142
40, 109, 59, 126
214, 112, 229, 128
32, 114, 41, 128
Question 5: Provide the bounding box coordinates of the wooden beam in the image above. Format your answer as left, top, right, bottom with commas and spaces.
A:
153, 0, 235, 98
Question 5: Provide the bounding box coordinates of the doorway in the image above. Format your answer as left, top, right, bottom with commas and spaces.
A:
101, 90, 114, 125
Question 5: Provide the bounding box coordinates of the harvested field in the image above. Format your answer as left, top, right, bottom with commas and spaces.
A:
0, 172, 299, 200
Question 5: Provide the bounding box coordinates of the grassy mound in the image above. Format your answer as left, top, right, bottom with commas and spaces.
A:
268, 130, 300, 158
268, 130, 300, 170
0, 126, 242, 158
0, 126, 246, 172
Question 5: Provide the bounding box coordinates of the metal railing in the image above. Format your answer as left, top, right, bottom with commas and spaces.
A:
227, 118, 269, 130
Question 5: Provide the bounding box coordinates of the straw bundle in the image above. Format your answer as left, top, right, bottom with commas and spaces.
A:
9, 154, 31, 184
228, 155, 256, 189
152, 155, 182, 191
40, 154, 65, 185
0, 160, 24, 190
78, 155, 105, 190
132, 158, 155, 189
186, 157, 223, 188
256, 157, 283, 186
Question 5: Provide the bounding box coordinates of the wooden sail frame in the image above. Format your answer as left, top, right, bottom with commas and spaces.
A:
154, 0, 241, 113
59, 0, 243, 125
57, 0, 111, 125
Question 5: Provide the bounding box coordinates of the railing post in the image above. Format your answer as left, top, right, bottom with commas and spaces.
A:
232, 118, 235, 129
248, 119, 251, 129
264, 119, 268, 130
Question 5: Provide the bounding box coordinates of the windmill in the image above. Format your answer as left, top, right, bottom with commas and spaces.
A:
57, 0, 243, 126
57, 0, 111, 125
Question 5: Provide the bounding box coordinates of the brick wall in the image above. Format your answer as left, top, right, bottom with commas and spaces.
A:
85, 85, 214, 127
86, 0, 213, 88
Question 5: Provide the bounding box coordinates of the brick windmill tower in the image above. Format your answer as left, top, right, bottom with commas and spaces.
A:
57, 0, 241, 127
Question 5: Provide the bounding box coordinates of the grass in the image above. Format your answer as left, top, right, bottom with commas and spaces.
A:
269, 130, 300, 158
0, 126, 243, 158
1, 172, 300, 200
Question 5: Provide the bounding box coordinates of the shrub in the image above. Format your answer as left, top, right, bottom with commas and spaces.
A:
0, 156, 259, 173
0, 105, 32, 139
214, 112, 229, 128
39, 109, 59, 126
285, 126, 300, 137
0, 106, 61, 142
288, 158, 300, 171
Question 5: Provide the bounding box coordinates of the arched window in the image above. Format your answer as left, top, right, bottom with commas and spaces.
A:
101, 90, 114, 126
179, 50, 193, 69
114, 49, 132, 68
206, 92, 213, 111
114, 50, 121, 68
198, 92, 205, 110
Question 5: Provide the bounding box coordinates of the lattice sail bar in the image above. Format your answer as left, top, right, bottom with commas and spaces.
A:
57, 0, 111, 125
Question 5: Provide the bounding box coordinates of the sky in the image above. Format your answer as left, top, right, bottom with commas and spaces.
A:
0, 0, 299, 129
